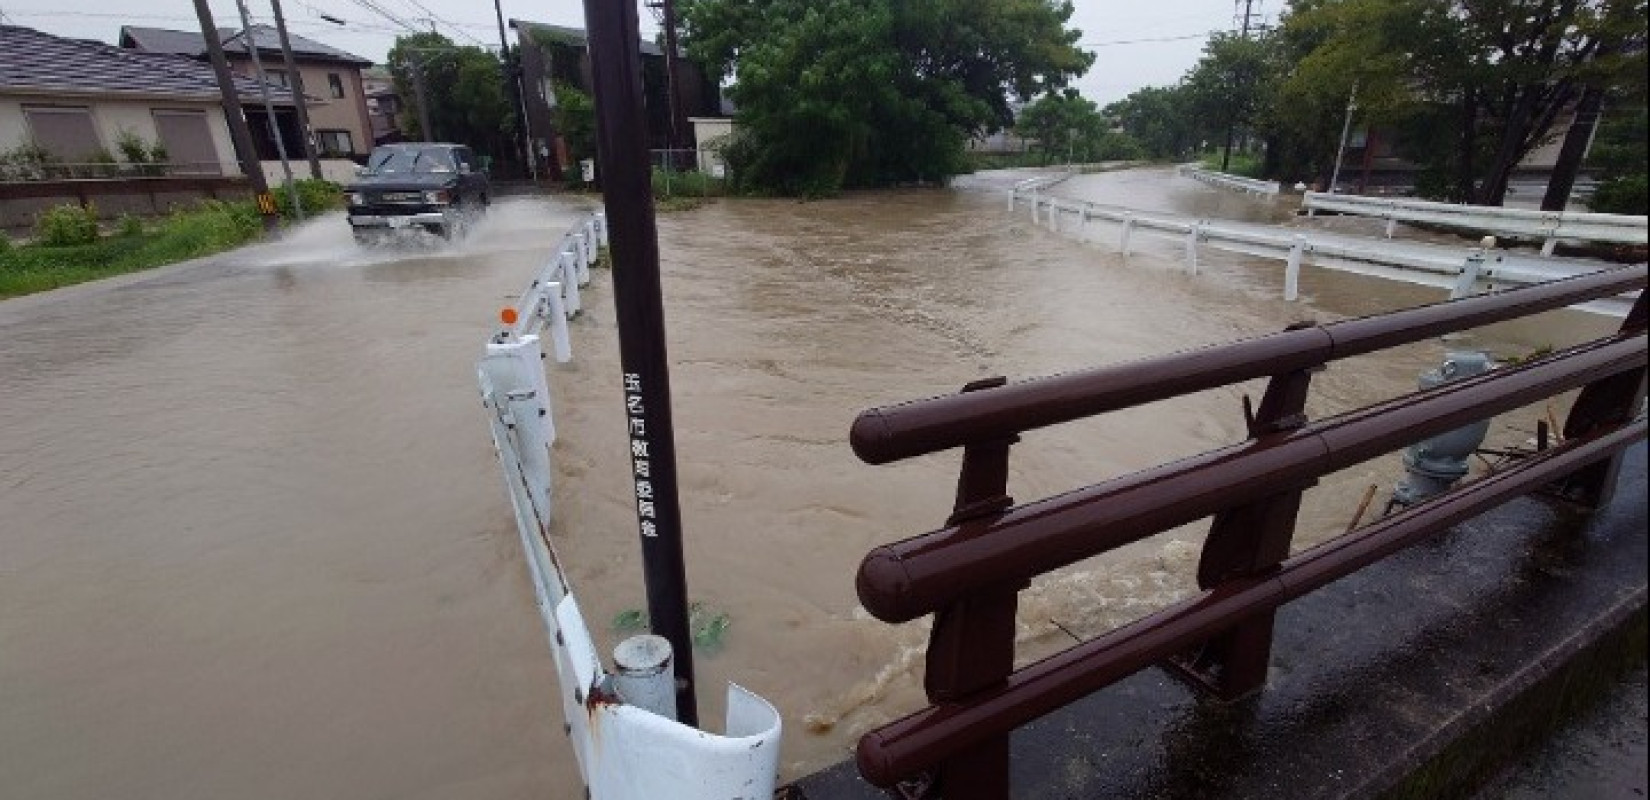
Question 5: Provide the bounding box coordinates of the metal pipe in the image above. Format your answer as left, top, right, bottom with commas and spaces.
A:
854, 419, 1645, 787
848, 266, 1646, 465
855, 333, 1646, 623
582, 0, 698, 726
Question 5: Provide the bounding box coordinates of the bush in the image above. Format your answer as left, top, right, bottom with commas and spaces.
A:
272, 179, 344, 218
118, 214, 145, 237
651, 168, 723, 199
35, 203, 100, 246
162, 199, 261, 256
1588, 175, 1647, 216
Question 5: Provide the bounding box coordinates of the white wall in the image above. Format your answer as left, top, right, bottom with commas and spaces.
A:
0, 94, 236, 171
689, 117, 734, 177
260, 158, 359, 186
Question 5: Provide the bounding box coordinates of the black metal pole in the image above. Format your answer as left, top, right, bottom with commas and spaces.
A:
581, 0, 698, 726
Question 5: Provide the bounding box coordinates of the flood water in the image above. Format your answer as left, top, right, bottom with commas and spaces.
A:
0, 169, 1617, 798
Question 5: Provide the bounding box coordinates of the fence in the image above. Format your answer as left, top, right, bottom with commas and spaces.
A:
1177, 164, 1282, 196
1303, 191, 1649, 255
843, 268, 1647, 798
475, 212, 783, 800
1011, 189, 1641, 318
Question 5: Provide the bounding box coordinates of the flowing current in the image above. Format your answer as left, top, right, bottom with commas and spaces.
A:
0, 168, 1615, 798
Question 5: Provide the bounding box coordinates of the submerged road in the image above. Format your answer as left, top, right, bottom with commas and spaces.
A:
0, 173, 1625, 799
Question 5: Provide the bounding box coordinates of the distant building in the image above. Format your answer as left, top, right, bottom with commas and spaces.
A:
119, 24, 373, 162
360, 67, 403, 146
0, 24, 291, 176
509, 20, 725, 179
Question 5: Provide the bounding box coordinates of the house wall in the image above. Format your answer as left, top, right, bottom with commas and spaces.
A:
230, 59, 371, 157
0, 95, 235, 171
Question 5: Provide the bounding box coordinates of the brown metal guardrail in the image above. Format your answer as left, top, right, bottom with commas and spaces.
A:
847, 266, 1648, 799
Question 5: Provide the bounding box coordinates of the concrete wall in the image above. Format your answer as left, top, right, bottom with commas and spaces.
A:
0, 95, 236, 172
0, 177, 251, 232
259, 158, 360, 186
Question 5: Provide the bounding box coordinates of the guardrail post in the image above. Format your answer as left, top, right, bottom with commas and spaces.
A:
1284, 235, 1305, 301
1047, 201, 1060, 232
544, 286, 573, 362
1450, 248, 1486, 300
1006, 188, 1016, 212
1384, 217, 1397, 238
915, 377, 1023, 799
1541, 237, 1558, 257
1184, 225, 1200, 275
1555, 293, 1648, 507
560, 251, 583, 315
1167, 328, 1318, 701
1029, 190, 1039, 224
1120, 213, 1135, 256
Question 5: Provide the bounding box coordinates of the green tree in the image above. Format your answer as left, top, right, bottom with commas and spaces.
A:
1016, 89, 1143, 164
1183, 33, 1276, 172
682, 0, 1094, 195
387, 33, 517, 174
1105, 86, 1203, 161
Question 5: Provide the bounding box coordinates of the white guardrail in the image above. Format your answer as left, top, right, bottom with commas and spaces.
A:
1303, 191, 1650, 255
1177, 164, 1282, 196
1011, 189, 1640, 318
475, 212, 783, 800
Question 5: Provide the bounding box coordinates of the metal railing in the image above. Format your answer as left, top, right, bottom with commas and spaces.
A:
475, 212, 783, 800
1012, 190, 1641, 318
845, 269, 1648, 798
1178, 164, 1281, 195
1303, 191, 1650, 254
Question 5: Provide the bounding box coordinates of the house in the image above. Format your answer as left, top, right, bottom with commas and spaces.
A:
361, 67, 403, 146
0, 24, 291, 176
120, 24, 373, 162
509, 20, 725, 180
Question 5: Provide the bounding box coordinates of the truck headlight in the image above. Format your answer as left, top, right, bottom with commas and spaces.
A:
347, 192, 365, 206
423, 189, 452, 205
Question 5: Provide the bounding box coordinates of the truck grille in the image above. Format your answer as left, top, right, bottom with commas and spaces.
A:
375, 191, 424, 203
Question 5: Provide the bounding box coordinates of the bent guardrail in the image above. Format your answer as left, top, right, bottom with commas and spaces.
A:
1303, 191, 1650, 255
1177, 164, 1281, 195
1008, 190, 1641, 318
477, 212, 783, 800
844, 268, 1647, 799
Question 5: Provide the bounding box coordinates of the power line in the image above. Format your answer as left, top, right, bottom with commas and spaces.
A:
1078, 32, 1212, 48
391, 0, 487, 46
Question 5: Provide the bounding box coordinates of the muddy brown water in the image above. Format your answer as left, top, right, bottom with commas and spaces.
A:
0, 169, 1615, 798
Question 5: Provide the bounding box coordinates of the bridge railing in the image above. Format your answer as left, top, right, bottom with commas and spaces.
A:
1303, 191, 1650, 254
476, 213, 783, 800
845, 268, 1648, 799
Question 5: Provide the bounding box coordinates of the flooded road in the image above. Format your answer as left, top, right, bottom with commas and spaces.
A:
1, 171, 1616, 798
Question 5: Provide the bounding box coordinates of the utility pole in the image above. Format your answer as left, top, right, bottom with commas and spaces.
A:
233, 0, 302, 220
1220, 0, 1257, 173
659, 0, 690, 158
191, 0, 278, 232
409, 56, 434, 142
1328, 82, 1358, 194
269, 0, 323, 180
493, 0, 536, 180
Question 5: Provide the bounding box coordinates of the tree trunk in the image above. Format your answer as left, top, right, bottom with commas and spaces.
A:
1540, 86, 1607, 212
1455, 91, 1479, 203
1481, 87, 1540, 205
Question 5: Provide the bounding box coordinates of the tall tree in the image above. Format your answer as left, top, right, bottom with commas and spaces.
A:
682, 0, 1094, 194
387, 33, 518, 173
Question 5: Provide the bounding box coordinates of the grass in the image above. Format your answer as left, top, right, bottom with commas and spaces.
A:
1, 183, 341, 300
1199, 151, 1265, 179
1, 199, 264, 299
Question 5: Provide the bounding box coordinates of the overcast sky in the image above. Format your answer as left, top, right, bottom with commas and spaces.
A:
3, 0, 1261, 107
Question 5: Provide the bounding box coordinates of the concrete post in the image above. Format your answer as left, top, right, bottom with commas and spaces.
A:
1285, 235, 1305, 301
613, 634, 676, 721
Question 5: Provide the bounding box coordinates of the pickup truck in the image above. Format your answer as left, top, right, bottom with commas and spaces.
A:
344, 143, 489, 243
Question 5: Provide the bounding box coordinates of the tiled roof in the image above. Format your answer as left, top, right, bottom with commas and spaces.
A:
120, 24, 372, 65
0, 25, 294, 103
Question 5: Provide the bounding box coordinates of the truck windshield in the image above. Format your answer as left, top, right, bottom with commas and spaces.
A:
366, 148, 455, 174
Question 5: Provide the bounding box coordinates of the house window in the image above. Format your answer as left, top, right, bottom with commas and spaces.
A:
22, 106, 102, 161
317, 129, 353, 156
328, 73, 345, 99
267, 69, 289, 88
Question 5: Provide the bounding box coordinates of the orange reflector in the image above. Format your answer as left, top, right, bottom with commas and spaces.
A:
500, 308, 519, 325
